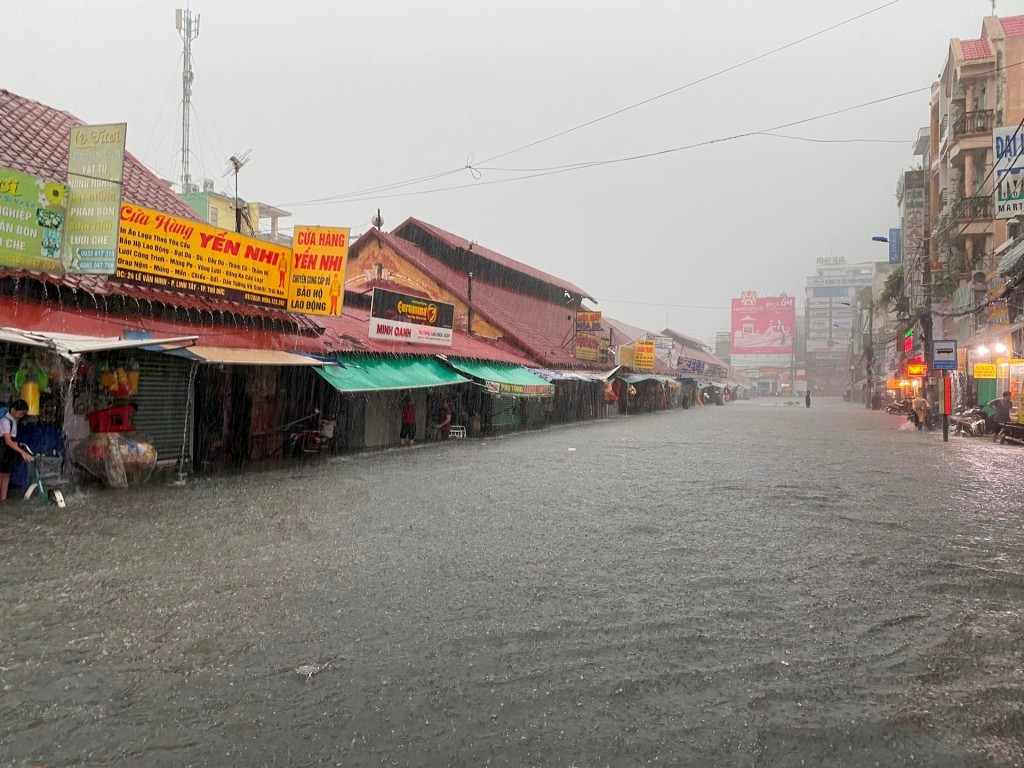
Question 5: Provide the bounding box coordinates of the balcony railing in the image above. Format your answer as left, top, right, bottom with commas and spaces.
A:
955, 195, 994, 222
951, 109, 995, 141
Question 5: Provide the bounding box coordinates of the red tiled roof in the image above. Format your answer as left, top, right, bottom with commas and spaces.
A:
1000, 15, 1024, 37
395, 217, 595, 301
357, 229, 589, 368
0, 268, 320, 329
961, 38, 992, 60
0, 89, 197, 218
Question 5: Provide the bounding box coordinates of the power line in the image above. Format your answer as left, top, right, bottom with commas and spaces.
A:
477, 0, 904, 165
280, 1, 904, 208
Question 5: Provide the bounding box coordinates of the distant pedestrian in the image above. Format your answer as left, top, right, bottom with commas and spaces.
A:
435, 397, 452, 440
912, 393, 930, 430
0, 399, 33, 501
805, 391, 811, 408
399, 394, 417, 446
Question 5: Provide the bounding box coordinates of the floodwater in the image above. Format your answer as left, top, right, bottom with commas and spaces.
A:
2, 398, 1023, 767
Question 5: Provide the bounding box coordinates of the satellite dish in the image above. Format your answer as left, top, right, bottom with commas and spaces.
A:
371, 208, 384, 230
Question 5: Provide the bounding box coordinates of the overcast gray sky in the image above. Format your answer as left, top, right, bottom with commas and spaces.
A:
5, 1, 1015, 342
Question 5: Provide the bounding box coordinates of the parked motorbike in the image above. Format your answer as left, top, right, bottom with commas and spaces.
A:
950, 406, 988, 437
886, 399, 912, 415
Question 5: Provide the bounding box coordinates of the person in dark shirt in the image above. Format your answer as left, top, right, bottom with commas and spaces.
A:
436, 398, 452, 440
399, 394, 417, 446
987, 390, 1013, 440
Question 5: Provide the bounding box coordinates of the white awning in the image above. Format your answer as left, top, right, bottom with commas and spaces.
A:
0, 327, 198, 356
156, 345, 331, 366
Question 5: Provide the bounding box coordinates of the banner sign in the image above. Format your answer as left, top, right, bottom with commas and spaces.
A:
369, 287, 454, 346
731, 292, 795, 355
287, 225, 349, 316
995, 126, 1024, 219
576, 310, 602, 332
634, 339, 656, 370
575, 331, 599, 362
484, 380, 552, 397
654, 335, 674, 351
115, 203, 290, 308
888, 227, 902, 264
0, 166, 67, 272
973, 362, 997, 379
64, 123, 126, 274
599, 337, 609, 364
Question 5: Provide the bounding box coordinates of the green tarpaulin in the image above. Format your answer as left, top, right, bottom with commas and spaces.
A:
316, 356, 470, 392
444, 359, 554, 397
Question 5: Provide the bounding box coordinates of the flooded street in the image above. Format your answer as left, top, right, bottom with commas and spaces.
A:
3, 399, 1024, 767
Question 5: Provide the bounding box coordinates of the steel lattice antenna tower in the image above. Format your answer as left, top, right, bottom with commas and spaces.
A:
176, 8, 200, 193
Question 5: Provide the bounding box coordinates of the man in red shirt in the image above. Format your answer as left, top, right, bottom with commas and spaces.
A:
399, 394, 417, 446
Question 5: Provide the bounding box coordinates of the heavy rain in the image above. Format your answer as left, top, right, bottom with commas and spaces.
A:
2, 402, 1024, 766
4, 2, 1024, 766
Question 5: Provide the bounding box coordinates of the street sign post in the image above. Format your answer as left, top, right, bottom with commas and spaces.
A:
933, 340, 957, 443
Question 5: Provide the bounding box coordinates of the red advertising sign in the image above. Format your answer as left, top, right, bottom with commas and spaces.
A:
730, 292, 796, 355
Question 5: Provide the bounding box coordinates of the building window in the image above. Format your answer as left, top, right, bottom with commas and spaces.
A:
209, 206, 218, 226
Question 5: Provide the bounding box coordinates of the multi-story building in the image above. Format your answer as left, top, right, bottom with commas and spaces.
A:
928, 15, 1024, 305
181, 179, 292, 245
804, 257, 891, 398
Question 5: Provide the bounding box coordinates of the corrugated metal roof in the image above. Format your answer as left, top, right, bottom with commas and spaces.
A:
395, 217, 595, 301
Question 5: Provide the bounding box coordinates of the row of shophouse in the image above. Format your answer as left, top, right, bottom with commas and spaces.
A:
805, 13, 1024, 412
0, 88, 742, 482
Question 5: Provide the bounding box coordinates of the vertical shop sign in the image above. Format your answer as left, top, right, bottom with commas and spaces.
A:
64, 123, 127, 274
286, 225, 350, 316
0, 166, 67, 272
995, 126, 1024, 219
634, 339, 656, 370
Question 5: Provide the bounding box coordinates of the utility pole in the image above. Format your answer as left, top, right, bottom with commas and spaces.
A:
176, 8, 200, 194
865, 292, 874, 409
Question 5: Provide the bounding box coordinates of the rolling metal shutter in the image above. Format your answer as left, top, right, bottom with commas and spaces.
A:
489, 395, 520, 432
131, 352, 195, 464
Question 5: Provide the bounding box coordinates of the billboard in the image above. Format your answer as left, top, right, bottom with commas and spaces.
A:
888, 227, 901, 264
0, 166, 67, 272
64, 123, 126, 274
287, 225, 349, 316
115, 203, 290, 309
995, 126, 1024, 219
730, 292, 795, 356
369, 287, 454, 346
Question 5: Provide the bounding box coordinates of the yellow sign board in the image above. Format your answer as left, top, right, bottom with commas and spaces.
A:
575, 331, 599, 362
618, 345, 636, 368
635, 339, 656, 370
115, 203, 290, 309
974, 363, 997, 379
287, 226, 349, 316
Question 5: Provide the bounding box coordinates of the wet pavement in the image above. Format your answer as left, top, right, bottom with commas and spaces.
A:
2, 398, 1023, 767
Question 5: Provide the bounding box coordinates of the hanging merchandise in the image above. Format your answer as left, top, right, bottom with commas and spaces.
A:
20, 373, 40, 416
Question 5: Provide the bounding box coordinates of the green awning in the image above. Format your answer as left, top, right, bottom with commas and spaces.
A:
620, 373, 658, 384
445, 359, 554, 397
316, 356, 470, 393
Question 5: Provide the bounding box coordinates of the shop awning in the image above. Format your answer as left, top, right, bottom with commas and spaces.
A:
444, 359, 554, 396
619, 373, 658, 384
962, 322, 1024, 351
157, 346, 330, 366
316, 356, 471, 392
0, 327, 198, 356
998, 238, 1024, 277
